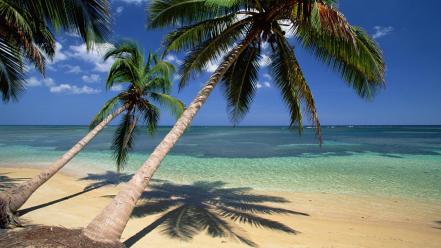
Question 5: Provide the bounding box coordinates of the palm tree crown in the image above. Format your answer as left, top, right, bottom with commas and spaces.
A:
90, 41, 185, 171
149, 0, 385, 141
0, 0, 111, 102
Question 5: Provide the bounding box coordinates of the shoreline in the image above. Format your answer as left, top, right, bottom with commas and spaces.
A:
1, 166, 441, 247
3, 160, 441, 205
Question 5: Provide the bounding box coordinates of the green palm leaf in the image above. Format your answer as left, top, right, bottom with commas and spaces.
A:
222, 44, 260, 124
138, 101, 160, 134
178, 18, 251, 88
0, 39, 25, 102
0, 0, 111, 103
111, 111, 138, 172
272, 28, 322, 140
295, 12, 385, 98
149, 0, 241, 28
89, 94, 122, 129
164, 12, 239, 53
150, 92, 185, 118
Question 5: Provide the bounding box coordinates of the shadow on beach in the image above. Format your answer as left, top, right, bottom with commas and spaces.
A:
18, 171, 133, 216
0, 173, 29, 190
434, 221, 441, 230
16, 171, 167, 216
5, 170, 308, 247
122, 181, 309, 247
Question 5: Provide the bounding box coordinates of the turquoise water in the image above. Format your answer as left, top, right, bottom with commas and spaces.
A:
0, 126, 440, 202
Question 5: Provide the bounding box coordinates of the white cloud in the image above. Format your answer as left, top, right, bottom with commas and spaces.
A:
116, 6, 124, 13
67, 43, 115, 72
173, 74, 181, 81
259, 54, 272, 67
256, 81, 271, 89
60, 64, 82, 74
26, 77, 42, 87
373, 26, 394, 39
26, 76, 100, 95
263, 73, 272, 80
48, 42, 68, 65
164, 54, 183, 65
42, 78, 56, 87
110, 85, 124, 92
66, 32, 81, 38
26, 77, 57, 87
49, 84, 101, 95
82, 74, 101, 83
278, 20, 295, 38
205, 60, 220, 73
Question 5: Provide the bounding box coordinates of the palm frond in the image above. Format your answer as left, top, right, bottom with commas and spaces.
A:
164, 12, 239, 53
148, 0, 242, 28
104, 40, 141, 62
137, 99, 160, 134
111, 110, 137, 172
106, 59, 137, 89
272, 27, 322, 141
221, 44, 260, 124
104, 41, 146, 89
24, 0, 111, 48
144, 77, 172, 94
270, 39, 301, 131
89, 94, 121, 129
291, 1, 353, 41
0, 39, 25, 102
0, 0, 53, 73
150, 92, 185, 118
147, 60, 175, 80
178, 18, 251, 88
296, 23, 385, 98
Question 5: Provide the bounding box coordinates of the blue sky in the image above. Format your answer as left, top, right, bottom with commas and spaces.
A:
1, 0, 440, 125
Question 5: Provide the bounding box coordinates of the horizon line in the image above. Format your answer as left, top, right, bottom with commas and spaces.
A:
0, 124, 440, 127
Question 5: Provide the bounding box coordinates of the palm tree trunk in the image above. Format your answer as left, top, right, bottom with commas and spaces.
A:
0, 105, 127, 228
83, 30, 259, 244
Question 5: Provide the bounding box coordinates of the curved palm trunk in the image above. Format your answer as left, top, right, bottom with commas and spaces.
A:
0, 105, 127, 228
83, 31, 259, 244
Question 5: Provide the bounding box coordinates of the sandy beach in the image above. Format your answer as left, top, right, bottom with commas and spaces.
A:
1, 166, 440, 248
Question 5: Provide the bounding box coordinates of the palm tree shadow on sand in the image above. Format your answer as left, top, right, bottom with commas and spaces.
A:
17, 171, 134, 216
0, 173, 29, 190
434, 221, 441, 230
122, 181, 309, 247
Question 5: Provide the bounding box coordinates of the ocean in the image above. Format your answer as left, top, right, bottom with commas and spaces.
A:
0, 125, 440, 202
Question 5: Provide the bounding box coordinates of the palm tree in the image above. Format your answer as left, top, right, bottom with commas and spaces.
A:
0, 0, 111, 102
0, 41, 184, 228
82, 0, 385, 244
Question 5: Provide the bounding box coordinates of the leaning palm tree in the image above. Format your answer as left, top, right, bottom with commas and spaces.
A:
0, 0, 111, 102
0, 41, 184, 228
81, 0, 385, 245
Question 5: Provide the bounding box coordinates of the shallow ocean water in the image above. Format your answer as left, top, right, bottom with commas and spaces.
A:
0, 126, 440, 202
